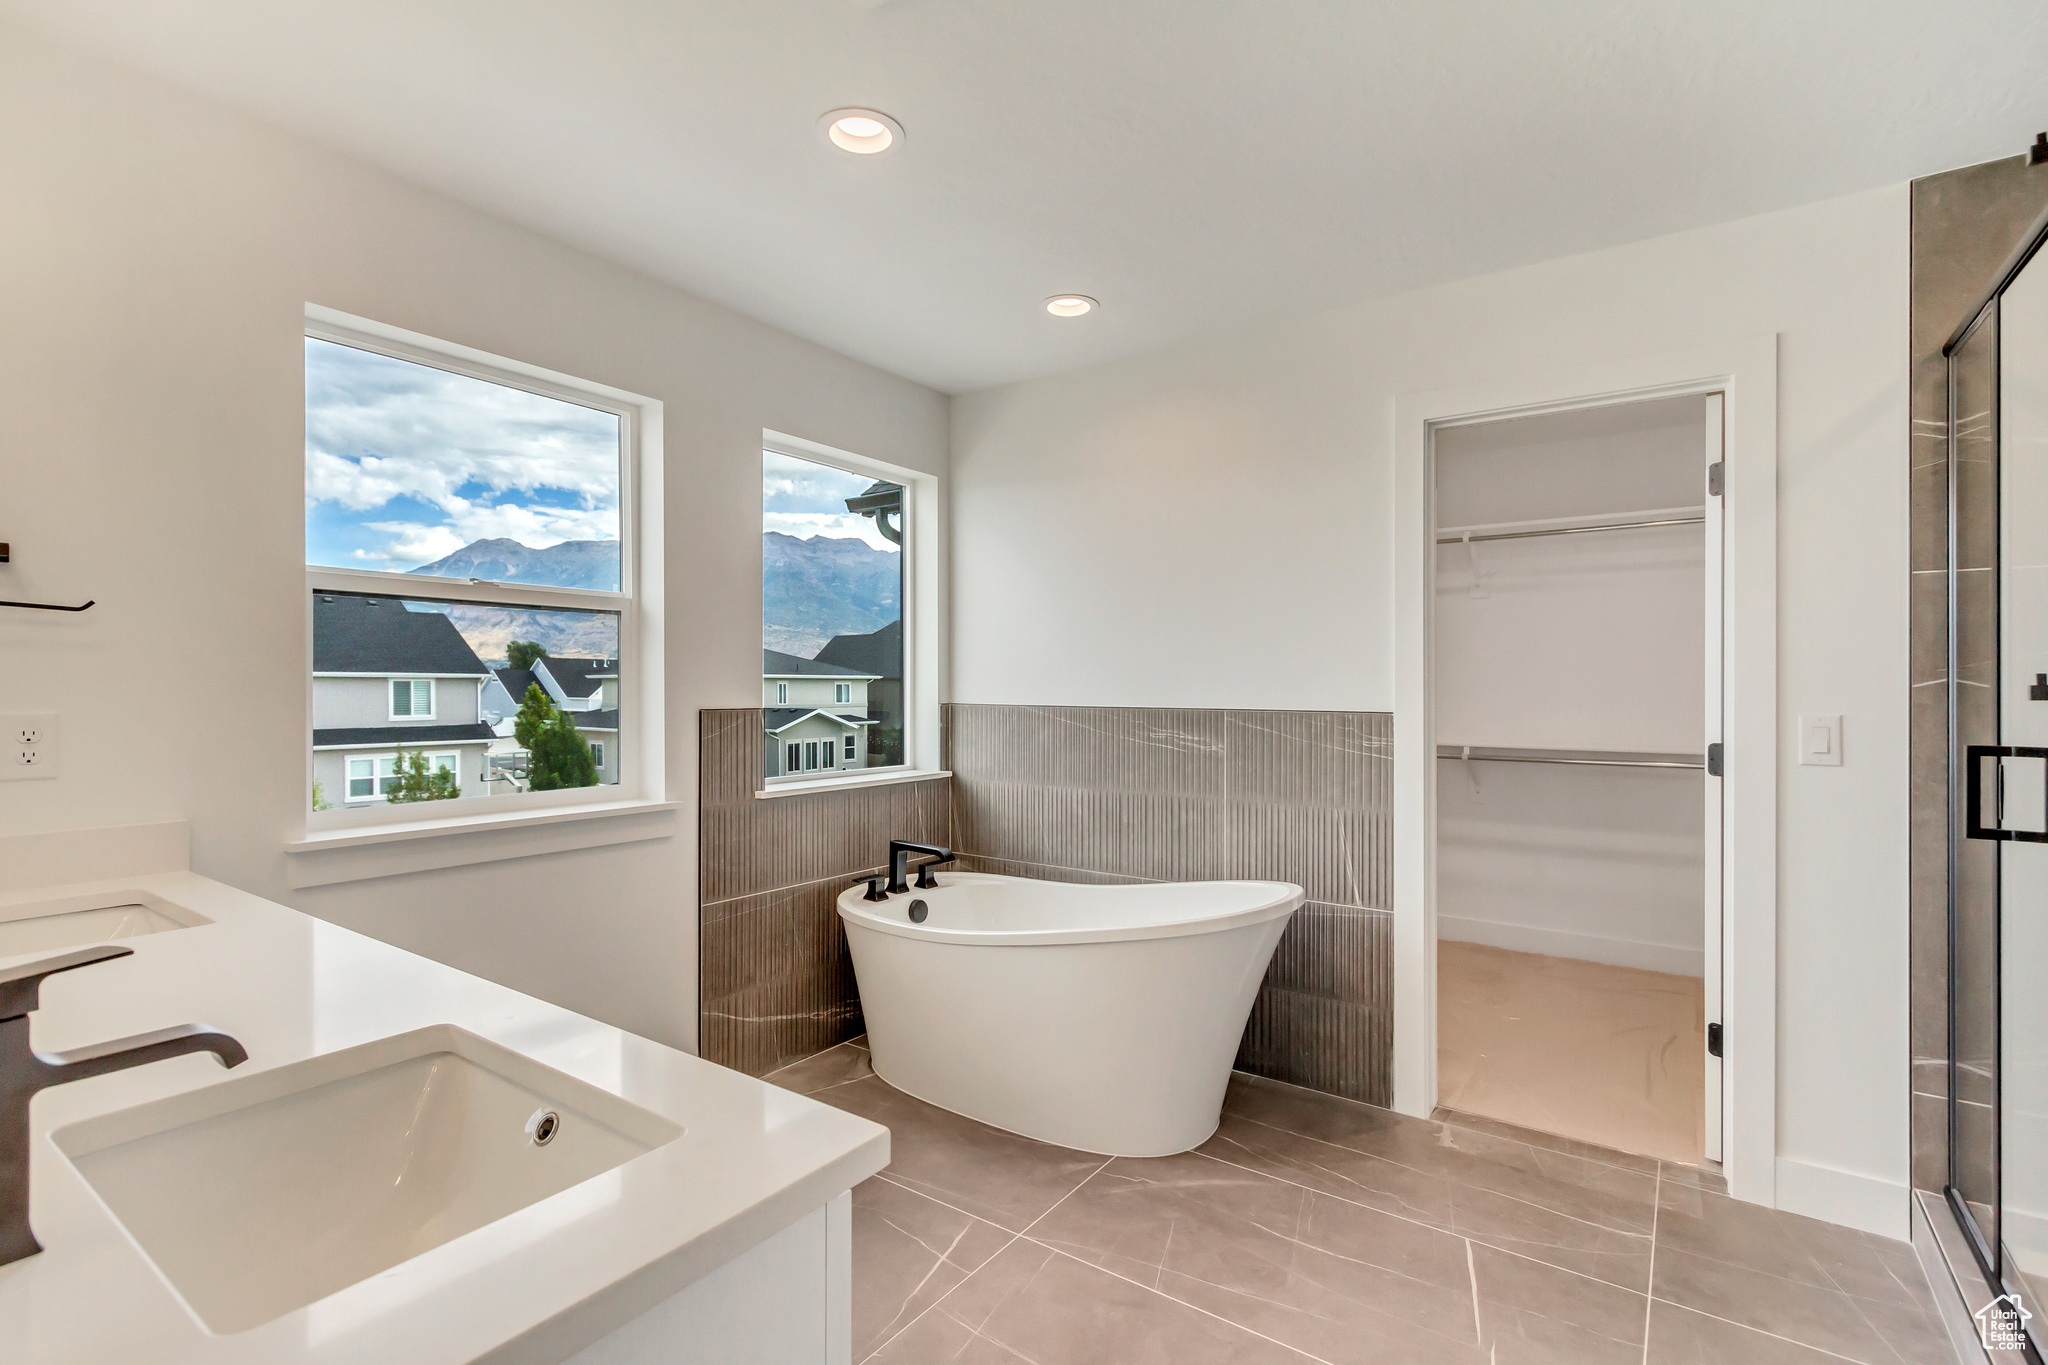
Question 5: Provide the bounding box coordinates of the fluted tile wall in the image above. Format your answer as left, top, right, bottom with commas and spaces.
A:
698, 709, 951, 1076
946, 704, 1394, 1105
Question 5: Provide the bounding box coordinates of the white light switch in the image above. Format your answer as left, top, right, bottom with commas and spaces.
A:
1799, 713, 1842, 767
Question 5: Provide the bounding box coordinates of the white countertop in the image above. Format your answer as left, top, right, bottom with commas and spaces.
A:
0, 870, 889, 1365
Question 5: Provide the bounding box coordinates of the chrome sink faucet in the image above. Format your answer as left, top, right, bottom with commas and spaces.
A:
1, 943, 247, 1266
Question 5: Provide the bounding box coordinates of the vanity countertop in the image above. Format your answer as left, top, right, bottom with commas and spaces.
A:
0, 869, 889, 1365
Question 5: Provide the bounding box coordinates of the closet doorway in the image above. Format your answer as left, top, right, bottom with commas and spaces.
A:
1432, 394, 1724, 1168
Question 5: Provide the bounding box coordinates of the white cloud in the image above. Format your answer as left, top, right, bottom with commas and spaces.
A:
764, 511, 899, 552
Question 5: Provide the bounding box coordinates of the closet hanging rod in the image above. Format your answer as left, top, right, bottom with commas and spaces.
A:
1435, 744, 1704, 770
1435, 505, 1706, 546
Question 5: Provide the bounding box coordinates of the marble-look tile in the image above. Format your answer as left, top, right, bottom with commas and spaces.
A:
764, 1036, 874, 1095
809, 1076, 1106, 1232
1654, 1181, 1929, 1305
1199, 1112, 1654, 1292
1222, 1074, 1660, 1236
851, 1176, 1013, 1361
1657, 1161, 1727, 1195
1468, 1241, 1645, 1365
866, 1237, 1321, 1364
1645, 1299, 1858, 1365
1026, 1151, 1484, 1363
1437, 940, 1703, 1166
1651, 1244, 1949, 1364
1432, 1107, 1659, 1176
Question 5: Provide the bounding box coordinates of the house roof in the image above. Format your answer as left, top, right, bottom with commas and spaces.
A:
313, 595, 491, 676
577, 710, 619, 733
812, 620, 902, 680
765, 708, 874, 733
763, 649, 878, 679
313, 723, 497, 749
491, 666, 539, 704
537, 656, 619, 698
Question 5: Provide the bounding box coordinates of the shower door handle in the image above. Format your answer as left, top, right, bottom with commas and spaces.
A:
1965, 744, 2048, 842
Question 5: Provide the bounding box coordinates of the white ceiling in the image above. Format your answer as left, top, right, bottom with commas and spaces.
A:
6, 1, 2046, 392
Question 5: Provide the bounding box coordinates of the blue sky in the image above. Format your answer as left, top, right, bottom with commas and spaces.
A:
305, 338, 621, 571
763, 451, 900, 552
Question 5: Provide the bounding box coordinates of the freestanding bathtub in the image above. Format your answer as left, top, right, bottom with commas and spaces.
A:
836, 871, 1302, 1156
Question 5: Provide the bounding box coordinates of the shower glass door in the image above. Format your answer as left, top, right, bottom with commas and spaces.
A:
1950, 213, 2048, 1348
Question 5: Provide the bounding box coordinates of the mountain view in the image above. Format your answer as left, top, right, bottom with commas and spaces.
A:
411, 537, 620, 591
762, 531, 900, 657
404, 534, 898, 661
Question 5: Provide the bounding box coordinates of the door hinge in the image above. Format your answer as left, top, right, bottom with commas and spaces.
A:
1706, 742, 1724, 777
1707, 461, 1725, 497
1707, 1022, 1723, 1058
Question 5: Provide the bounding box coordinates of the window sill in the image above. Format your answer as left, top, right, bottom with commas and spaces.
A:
756, 769, 951, 800
284, 798, 678, 888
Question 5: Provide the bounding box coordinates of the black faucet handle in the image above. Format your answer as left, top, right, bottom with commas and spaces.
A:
861, 875, 890, 902
914, 861, 944, 890
0, 944, 134, 1021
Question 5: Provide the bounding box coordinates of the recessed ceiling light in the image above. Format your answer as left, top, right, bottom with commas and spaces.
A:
1044, 295, 1097, 318
820, 108, 902, 155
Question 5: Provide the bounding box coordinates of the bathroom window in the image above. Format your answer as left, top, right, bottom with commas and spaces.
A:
389, 679, 435, 719
763, 438, 918, 784
305, 308, 656, 832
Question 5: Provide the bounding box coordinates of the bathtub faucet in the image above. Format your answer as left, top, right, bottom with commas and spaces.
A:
887, 841, 954, 895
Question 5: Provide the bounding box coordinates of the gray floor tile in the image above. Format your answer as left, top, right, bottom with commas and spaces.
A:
852, 1176, 1014, 1360
1645, 1299, 1863, 1364
866, 1237, 1323, 1364
1470, 1242, 1646, 1364
1650, 1245, 1931, 1363
1433, 1106, 1660, 1177
765, 1037, 874, 1095
811, 1076, 1106, 1232
1026, 1151, 1486, 1362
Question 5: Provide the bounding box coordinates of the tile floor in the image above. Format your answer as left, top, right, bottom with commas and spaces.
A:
1438, 940, 1706, 1165
768, 1038, 1951, 1365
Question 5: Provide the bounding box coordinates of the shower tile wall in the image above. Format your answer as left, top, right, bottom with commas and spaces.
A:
1908, 155, 2048, 1193
698, 708, 952, 1076
944, 703, 1394, 1105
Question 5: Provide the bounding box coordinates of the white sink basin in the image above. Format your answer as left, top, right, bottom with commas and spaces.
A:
53, 1025, 683, 1334
0, 891, 209, 959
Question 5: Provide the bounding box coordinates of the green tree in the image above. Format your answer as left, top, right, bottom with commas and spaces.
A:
507, 640, 549, 670
311, 780, 333, 812
514, 683, 597, 790
386, 747, 461, 802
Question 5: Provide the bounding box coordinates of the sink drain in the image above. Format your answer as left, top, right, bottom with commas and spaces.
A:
525, 1107, 562, 1146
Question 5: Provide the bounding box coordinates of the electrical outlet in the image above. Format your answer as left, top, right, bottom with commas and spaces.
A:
0, 713, 57, 782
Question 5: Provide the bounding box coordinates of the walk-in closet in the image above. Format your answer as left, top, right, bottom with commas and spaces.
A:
1434, 395, 1721, 1166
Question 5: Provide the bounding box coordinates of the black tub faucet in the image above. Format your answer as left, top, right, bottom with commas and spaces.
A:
887, 840, 954, 895
1, 944, 248, 1266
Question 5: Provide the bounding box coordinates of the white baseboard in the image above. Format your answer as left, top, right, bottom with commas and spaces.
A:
1438, 913, 1704, 978
1776, 1155, 1910, 1241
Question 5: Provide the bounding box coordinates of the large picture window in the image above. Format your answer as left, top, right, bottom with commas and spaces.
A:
762, 446, 906, 782
305, 318, 639, 820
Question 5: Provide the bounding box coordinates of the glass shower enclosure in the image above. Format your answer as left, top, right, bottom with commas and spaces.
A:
1948, 198, 2048, 1356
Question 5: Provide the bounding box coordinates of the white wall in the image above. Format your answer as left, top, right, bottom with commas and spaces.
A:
952, 186, 1911, 1232
0, 28, 946, 1054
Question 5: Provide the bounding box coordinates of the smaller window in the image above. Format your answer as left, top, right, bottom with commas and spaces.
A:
347, 756, 376, 800
391, 678, 434, 719
804, 740, 819, 770
843, 734, 856, 760
835, 683, 851, 704
777, 682, 788, 704
590, 742, 605, 769
786, 741, 801, 773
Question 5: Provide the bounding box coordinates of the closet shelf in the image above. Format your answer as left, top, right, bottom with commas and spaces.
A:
1435, 744, 1704, 770
1435, 505, 1706, 546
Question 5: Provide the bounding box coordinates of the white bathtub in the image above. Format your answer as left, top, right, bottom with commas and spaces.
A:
836, 871, 1302, 1156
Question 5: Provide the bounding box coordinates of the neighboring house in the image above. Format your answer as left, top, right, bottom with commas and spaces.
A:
763, 648, 878, 776
478, 656, 620, 788
812, 619, 902, 727
312, 594, 494, 804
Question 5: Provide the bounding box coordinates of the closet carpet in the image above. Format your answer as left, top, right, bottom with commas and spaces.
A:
1438, 939, 1706, 1166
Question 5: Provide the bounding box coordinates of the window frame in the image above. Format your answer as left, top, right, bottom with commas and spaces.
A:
343, 749, 461, 803
302, 306, 663, 838
388, 678, 436, 721
761, 430, 938, 791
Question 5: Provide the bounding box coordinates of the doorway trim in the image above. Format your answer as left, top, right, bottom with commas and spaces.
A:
1393, 334, 1779, 1206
